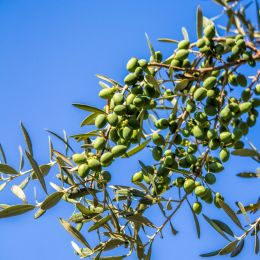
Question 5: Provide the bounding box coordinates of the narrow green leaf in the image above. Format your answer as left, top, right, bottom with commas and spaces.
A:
200, 249, 221, 257
236, 172, 260, 178
20, 122, 33, 156
255, 226, 259, 254
88, 215, 111, 232
31, 164, 52, 179
255, 0, 260, 31
196, 6, 203, 38
181, 27, 189, 41
145, 33, 155, 59
231, 239, 245, 257
175, 79, 190, 91
211, 219, 234, 237
41, 191, 64, 210
46, 129, 75, 153
73, 103, 106, 114
0, 182, 7, 192
219, 240, 239, 255
0, 164, 19, 175
125, 214, 156, 228
218, 200, 244, 230
34, 208, 46, 219
122, 139, 150, 158
187, 199, 200, 238
18, 146, 24, 171
19, 176, 30, 190
0, 204, 35, 218
26, 151, 47, 194
70, 130, 101, 141
80, 113, 98, 127
203, 214, 230, 241
237, 202, 260, 213
0, 144, 7, 164
237, 202, 250, 223
11, 185, 27, 203
232, 148, 259, 157
60, 218, 91, 249
145, 242, 152, 260
157, 38, 178, 43
96, 74, 123, 88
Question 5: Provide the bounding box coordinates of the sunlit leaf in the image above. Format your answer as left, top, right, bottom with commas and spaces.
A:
122, 139, 150, 158
11, 185, 27, 203
20, 122, 33, 156
88, 215, 112, 232
219, 240, 239, 255
0, 204, 35, 218
41, 191, 64, 210
197, 6, 203, 38
0, 164, 19, 175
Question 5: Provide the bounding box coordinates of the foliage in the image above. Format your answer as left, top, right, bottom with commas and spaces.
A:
0, 0, 260, 259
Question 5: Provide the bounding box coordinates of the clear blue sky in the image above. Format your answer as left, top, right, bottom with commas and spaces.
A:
0, 0, 259, 259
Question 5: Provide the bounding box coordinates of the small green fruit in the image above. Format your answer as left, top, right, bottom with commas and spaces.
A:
152, 146, 163, 161
111, 145, 128, 157
100, 170, 111, 182
196, 38, 206, 48
183, 179, 195, 194
93, 137, 106, 150
107, 113, 118, 126
175, 49, 189, 61
219, 148, 230, 162
194, 185, 207, 197
194, 87, 207, 101
204, 24, 215, 39
122, 126, 133, 140
220, 131, 232, 143
205, 173, 216, 185
124, 73, 138, 85
114, 105, 127, 115
203, 76, 217, 89
178, 40, 190, 50
193, 202, 202, 214
72, 153, 86, 164
239, 102, 252, 114
192, 125, 205, 140
255, 84, 260, 95
152, 133, 165, 146
113, 93, 124, 105
95, 114, 107, 129
78, 164, 89, 178
132, 171, 143, 182
100, 152, 114, 166
126, 57, 138, 72
87, 158, 101, 171
99, 88, 115, 99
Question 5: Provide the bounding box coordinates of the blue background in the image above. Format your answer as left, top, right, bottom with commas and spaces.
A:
0, 0, 259, 259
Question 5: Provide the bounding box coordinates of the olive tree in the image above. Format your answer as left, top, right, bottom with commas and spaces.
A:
0, 0, 260, 258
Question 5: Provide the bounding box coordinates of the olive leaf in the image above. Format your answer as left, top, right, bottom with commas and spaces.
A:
88, 215, 112, 232
218, 200, 244, 230
60, 218, 92, 249
236, 172, 260, 178
232, 148, 259, 158
0, 144, 7, 164
231, 239, 245, 257
196, 6, 203, 38
96, 74, 123, 88
73, 103, 106, 114
26, 151, 47, 194
11, 185, 27, 203
0, 164, 19, 175
181, 27, 189, 41
0, 204, 35, 218
200, 249, 221, 257
219, 240, 239, 255
80, 113, 98, 127
40, 191, 64, 210
20, 122, 33, 156
145, 33, 155, 59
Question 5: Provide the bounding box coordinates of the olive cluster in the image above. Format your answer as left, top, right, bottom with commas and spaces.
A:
71, 24, 259, 215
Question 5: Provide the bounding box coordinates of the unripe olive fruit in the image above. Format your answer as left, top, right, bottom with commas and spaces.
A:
192, 125, 205, 140
220, 106, 232, 120
219, 148, 230, 162
183, 179, 195, 194
107, 113, 118, 126
178, 40, 190, 50
126, 57, 138, 72
220, 131, 232, 143
175, 49, 189, 61
156, 118, 169, 129
113, 93, 124, 105
237, 73, 247, 87
209, 139, 220, 150
225, 38, 235, 47
170, 59, 181, 68
109, 127, 120, 143
95, 114, 107, 129
72, 153, 86, 164
196, 38, 206, 48
205, 173, 216, 185
186, 100, 196, 113
193, 202, 202, 214
255, 84, 260, 95
114, 105, 127, 115
124, 73, 138, 85
99, 88, 115, 99
93, 137, 106, 150
234, 140, 244, 149
207, 129, 217, 140
231, 45, 240, 55
232, 128, 243, 141
239, 102, 252, 114
132, 171, 143, 182
100, 152, 114, 166
194, 87, 207, 101
174, 177, 185, 187
152, 133, 165, 146
204, 24, 215, 39
203, 76, 217, 90
152, 146, 163, 161
187, 144, 198, 154
78, 163, 89, 178
204, 104, 218, 116
242, 88, 251, 102
87, 158, 101, 171
138, 59, 148, 69
100, 170, 111, 182
111, 145, 128, 157
122, 126, 133, 140
194, 185, 207, 197
208, 161, 224, 173
144, 84, 156, 98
